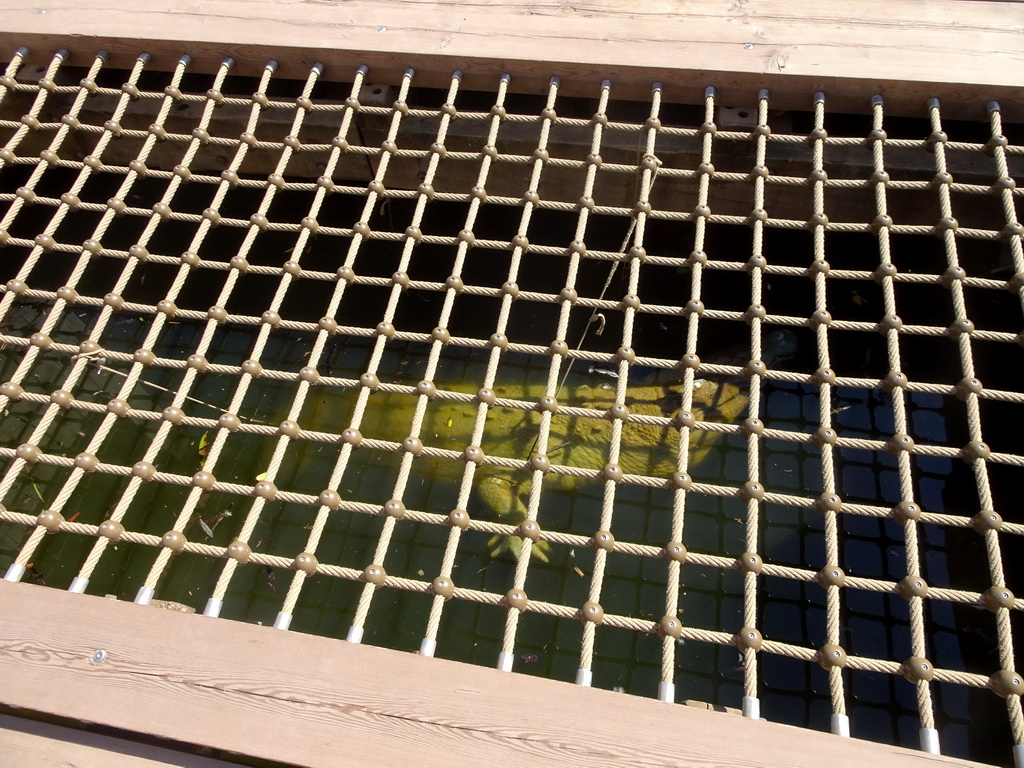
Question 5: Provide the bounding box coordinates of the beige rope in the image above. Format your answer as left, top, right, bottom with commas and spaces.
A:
735, 89, 770, 709
928, 98, 1024, 747
74, 56, 242, 587
349, 70, 467, 632
273, 68, 376, 618
1, 58, 1022, 759
864, 93, 937, 739
659, 86, 721, 691
810, 90, 844, 719
418, 73, 514, 649
988, 118, 1024, 752
578, 80, 658, 682
498, 77, 570, 665
208, 64, 366, 609
3, 52, 161, 572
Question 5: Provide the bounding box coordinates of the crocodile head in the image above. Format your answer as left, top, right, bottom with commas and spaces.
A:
477, 373, 749, 562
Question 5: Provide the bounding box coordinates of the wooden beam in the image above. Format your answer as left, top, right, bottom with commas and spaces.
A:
0, 581, 989, 768
0, 0, 1021, 119
0, 713, 235, 768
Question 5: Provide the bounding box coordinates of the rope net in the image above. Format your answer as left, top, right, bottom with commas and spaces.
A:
0, 48, 1022, 765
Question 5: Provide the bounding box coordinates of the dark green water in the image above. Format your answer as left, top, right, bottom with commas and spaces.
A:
0, 303, 751, 693
0, 67, 1021, 766
0, 296, 1007, 762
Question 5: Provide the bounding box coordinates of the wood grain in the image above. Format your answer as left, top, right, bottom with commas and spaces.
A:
0, 713, 234, 768
0, 0, 1021, 119
0, 581, 989, 768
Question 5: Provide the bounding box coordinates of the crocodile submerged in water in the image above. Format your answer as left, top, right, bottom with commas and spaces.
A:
350, 331, 797, 562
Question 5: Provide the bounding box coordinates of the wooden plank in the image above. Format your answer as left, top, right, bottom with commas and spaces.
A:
0, 0, 1021, 119
0, 581, 989, 768
0, 713, 235, 768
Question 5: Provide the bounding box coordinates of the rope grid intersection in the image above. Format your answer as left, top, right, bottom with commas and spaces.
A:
0, 47, 1023, 763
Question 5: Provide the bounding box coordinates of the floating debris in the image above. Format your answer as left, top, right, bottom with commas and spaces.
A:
587, 365, 618, 380
198, 509, 232, 539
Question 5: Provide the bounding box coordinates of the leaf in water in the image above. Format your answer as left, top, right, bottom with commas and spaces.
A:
197, 432, 209, 457
31, 481, 43, 502
255, 472, 268, 482
199, 518, 214, 538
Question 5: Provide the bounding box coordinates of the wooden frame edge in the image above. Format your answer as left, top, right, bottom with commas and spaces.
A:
0, 0, 1021, 119
0, 713, 237, 768
0, 581, 991, 768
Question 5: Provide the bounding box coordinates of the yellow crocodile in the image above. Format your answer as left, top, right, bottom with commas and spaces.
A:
355, 367, 750, 562
342, 332, 795, 561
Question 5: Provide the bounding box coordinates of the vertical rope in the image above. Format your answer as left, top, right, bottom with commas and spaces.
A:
983, 101, 1024, 755
418, 73, 513, 652
348, 70, 467, 633
4, 52, 169, 574
734, 88, 773, 715
928, 99, 1024, 751
658, 87, 718, 693
271, 65, 379, 621
205, 63, 365, 611
807, 92, 848, 727
578, 81, 661, 686
497, 77, 580, 669
0, 58, 1019, 761
67, 57, 242, 588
